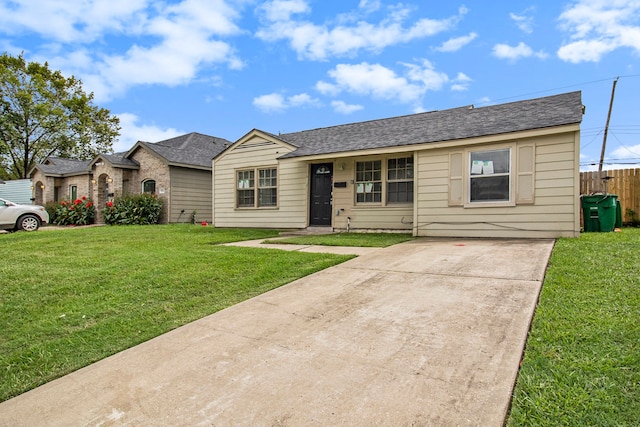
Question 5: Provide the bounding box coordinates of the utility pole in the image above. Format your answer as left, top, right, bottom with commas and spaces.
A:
598, 77, 619, 173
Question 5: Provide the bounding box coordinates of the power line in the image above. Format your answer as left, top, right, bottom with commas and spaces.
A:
475, 74, 640, 106
608, 131, 640, 157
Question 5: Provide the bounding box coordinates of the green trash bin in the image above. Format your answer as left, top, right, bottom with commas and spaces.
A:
581, 194, 619, 232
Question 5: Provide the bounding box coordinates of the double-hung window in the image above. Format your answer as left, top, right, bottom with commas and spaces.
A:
237, 168, 277, 208
258, 168, 277, 207
387, 156, 414, 203
237, 170, 255, 207
355, 160, 382, 203
69, 185, 78, 200
355, 157, 414, 205
469, 148, 511, 203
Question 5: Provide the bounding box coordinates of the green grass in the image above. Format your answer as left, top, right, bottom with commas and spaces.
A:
508, 228, 640, 426
264, 232, 414, 247
0, 225, 354, 402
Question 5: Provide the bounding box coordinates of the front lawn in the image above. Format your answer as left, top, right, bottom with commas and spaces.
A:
508, 228, 640, 426
0, 225, 354, 402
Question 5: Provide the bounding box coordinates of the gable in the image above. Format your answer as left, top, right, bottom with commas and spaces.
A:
128, 133, 230, 170
214, 130, 296, 165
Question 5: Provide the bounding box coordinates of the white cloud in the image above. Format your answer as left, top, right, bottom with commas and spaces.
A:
434, 32, 478, 52
1, 0, 245, 102
253, 92, 319, 112
257, 0, 310, 22
316, 61, 458, 109
510, 9, 535, 34
253, 93, 287, 112
315, 80, 341, 96
323, 62, 423, 104
113, 113, 184, 152
492, 42, 548, 60
557, 39, 613, 62
331, 100, 364, 114
0, 0, 148, 43
288, 93, 320, 107
558, 0, 640, 63
451, 72, 472, 91
256, 2, 469, 60
402, 59, 449, 91
358, 0, 381, 14
610, 144, 640, 159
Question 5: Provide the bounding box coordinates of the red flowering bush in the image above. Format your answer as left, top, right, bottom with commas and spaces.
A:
52, 198, 96, 226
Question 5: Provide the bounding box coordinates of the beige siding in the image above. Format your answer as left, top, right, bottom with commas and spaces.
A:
213, 136, 307, 228
332, 157, 412, 231
169, 167, 213, 223
415, 132, 580, 238
214, 128, 579, 237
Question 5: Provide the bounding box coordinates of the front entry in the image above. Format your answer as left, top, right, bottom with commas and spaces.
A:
309, 163, 333, 226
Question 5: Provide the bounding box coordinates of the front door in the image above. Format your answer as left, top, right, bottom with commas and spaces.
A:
309, 163, 333, 226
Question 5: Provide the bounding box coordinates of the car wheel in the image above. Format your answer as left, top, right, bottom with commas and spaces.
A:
17, 214, 41, 232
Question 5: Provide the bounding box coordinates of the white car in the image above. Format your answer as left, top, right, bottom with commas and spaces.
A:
0, 198, 49, 232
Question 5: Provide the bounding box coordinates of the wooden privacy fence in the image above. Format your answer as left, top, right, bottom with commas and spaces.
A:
580, 168, 640, 223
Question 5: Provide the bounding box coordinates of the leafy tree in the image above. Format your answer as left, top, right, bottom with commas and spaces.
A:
0, 52, 120, 179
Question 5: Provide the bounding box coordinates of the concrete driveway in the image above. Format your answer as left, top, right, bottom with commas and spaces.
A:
0, 237, 554, 426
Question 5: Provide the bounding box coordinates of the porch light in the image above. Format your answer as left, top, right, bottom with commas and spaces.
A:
107, 177, 113, 183
40, 184, 45, 189
91, 179, 96, 184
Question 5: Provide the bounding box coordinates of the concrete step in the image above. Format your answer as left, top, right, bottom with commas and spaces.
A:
279, 227, 334, 236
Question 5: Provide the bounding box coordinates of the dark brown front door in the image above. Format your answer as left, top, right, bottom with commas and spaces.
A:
310, 163, 333, 226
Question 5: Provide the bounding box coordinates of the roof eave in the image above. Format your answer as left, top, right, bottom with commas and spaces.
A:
168, 162, 212, 171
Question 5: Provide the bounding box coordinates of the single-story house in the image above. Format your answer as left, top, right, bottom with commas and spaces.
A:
213, 91, 583, 238
29, 157, 92, 205
30, 132, 231, 223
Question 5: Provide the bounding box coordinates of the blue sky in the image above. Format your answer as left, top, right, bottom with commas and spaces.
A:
1, 0, 639, 170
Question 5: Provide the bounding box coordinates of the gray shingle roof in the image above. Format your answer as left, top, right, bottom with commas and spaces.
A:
100, 153, 138, 168
36, 157, 92, 175
277, 91, 583, 159
138, 132, 231, 168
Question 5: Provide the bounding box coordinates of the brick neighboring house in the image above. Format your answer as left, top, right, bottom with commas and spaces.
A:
30, 132, 230, 223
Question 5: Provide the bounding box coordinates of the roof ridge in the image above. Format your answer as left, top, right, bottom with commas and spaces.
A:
280, 109, 445, 138
280, 91, 581, 138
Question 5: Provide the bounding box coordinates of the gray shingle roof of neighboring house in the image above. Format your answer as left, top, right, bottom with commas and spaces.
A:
99, 152, 138, 168
34, 157, 92, 176
134, 132, 231, 169
33, 132, 231, 175
277, 91, 583, 159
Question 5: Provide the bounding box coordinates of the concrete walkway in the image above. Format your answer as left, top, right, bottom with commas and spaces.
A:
0, 237, 555, 426
222, 238, 383, 256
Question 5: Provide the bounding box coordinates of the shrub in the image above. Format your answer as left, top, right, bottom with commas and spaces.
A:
44, 202, 59, 223
625, 208, 640, 227
52, 197, 96, 226
102, 194, 163, 225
